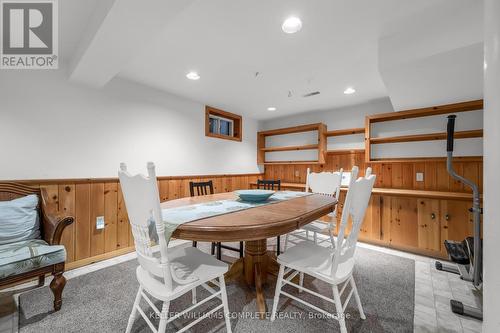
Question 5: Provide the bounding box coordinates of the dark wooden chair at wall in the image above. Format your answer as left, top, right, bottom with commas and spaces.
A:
257, 179, 282, 255
189, 180, 244, 260
0, 183, 74, 311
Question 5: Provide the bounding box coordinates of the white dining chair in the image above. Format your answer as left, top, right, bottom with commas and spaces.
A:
118, 162, 232, 333
284, 168, 343, 250
271, 167, 376, 333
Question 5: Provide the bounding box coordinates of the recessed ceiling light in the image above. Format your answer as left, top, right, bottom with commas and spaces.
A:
282, 17, 302, 34
344, 87, 356, 95
267, 107, 277, 111
186, 71, 200, 80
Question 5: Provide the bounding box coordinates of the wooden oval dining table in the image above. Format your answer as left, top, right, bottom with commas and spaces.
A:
161, 191, 337, 318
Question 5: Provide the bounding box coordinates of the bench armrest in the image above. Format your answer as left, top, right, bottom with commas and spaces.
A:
40, 188, 75, 245
42, 212, 74, 245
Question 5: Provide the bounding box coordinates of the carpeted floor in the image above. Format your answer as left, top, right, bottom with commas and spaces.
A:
18, 246, 414, 332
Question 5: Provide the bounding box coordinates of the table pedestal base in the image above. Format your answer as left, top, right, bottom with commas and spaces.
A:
224, 238, 280, 319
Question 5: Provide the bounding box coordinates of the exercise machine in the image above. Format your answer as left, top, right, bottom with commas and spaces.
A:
435, 115, 483, 320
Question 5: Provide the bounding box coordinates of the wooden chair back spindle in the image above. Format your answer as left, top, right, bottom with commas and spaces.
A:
189, 181, 214, 197
256, 179, 281, 191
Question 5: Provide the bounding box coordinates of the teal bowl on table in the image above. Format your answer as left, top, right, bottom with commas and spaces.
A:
235, 190, 275, 202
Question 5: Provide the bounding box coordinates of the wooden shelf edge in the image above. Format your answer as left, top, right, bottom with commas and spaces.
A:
249, 182, 479, 200
368, 99, 483, 123
258, 123, 324, 137
367, 156, 483, 163
325, 127, 365, 137
370, 129, 483, 144
327, 149, 365, 155
261, 144, 319, 152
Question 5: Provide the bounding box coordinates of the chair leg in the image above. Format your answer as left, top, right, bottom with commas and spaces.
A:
329, 227, 336, 249
192, 286, 197, 305
38, 275, 45, 287
271, 264, 285, 321
284, 234, 289, 251
217, 242, 222, 260
350, 276, 366, 319
299, 272, 304, 293
276, 236, 281, 255
192, 241, 198, 247
239, 241, 244, 258
219, 275, 232, 333
211, 242, 216, 255
332, 285, 347, 333
157, 301, 170, 333
50, 264, 66, 311
313, 231, 317, 244
126, 287, 142, 333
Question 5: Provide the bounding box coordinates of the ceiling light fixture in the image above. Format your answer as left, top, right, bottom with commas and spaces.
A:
282, 16, 302, 34
267, 107, 277, 111
344, 87, 356, 95
186, 71, 200, 80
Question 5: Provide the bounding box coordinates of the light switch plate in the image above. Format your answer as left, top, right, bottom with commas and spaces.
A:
96, 216, 105, 230
416, 172, 424, 182
295, 170, 300, 177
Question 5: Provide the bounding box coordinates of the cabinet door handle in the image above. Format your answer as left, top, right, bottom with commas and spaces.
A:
445, 214, 450, 221
431, 213, 436, 220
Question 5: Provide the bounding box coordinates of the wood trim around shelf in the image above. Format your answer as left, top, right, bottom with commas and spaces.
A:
327, 149, 365, 155
325, 127, 365, 137
370, 129, 483, 144
366, 156, 483, 163
260, 144, 319, 152
368, 99, 483, 123
258, 123, 323, 137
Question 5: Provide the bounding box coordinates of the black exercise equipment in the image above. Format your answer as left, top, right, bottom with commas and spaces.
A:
435, 115, 483, 320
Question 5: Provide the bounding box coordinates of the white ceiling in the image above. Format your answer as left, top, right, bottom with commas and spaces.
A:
61, 0, 484, 120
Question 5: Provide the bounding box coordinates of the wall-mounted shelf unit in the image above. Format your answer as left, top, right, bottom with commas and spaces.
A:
365, 100, 483, 163
257, 123, 327, 165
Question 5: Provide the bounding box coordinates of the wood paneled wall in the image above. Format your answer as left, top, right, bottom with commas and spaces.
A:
20, 173, 263, 269
264, 151, 483, 193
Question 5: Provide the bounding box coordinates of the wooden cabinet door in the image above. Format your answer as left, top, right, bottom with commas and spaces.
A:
417, 199, 441, 252
389, 197, 418, 248
440, 200, 473, 254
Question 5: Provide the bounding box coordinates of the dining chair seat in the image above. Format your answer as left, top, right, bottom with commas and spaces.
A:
136, 246, 228, 300
277, 241, 354, 285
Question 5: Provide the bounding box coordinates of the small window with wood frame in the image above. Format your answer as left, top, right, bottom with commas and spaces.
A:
205, 106, 242, 141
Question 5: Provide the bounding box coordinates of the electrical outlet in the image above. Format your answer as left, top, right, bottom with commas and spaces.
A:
96, 216, 105, 230
416, 172, 424, 182
295, 170, 300, 177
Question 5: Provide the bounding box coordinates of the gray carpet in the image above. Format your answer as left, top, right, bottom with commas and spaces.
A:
19, 246, 414, 333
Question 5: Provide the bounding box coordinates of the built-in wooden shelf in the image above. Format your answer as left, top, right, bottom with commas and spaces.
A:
365, 100, 483, 163
260, 144, 319, 152
249, 182, 478, 201
326, 127, 365, 137
367, 156, 483, 163
258, 123, 327, 165
370, 130, 483, 145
